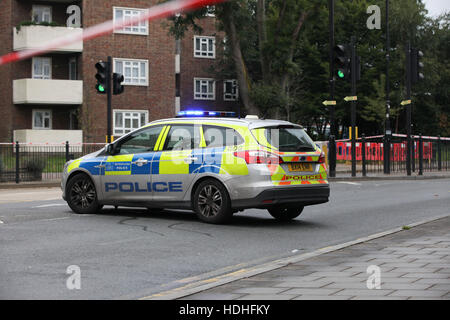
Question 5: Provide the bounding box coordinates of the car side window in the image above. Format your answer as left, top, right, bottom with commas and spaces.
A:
116, 125, 163, 155
203, 125, 244, 148
163, 125, 199, 151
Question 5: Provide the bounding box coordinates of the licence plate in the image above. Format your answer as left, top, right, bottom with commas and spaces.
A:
288, 163, 313, 172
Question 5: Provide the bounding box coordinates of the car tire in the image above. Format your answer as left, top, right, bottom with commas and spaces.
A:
193, 179, 232, 224
66, 173, 102, 215
268, 206, 304, 221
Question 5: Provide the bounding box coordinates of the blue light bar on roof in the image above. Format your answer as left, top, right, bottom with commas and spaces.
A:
176, 110, 237, 118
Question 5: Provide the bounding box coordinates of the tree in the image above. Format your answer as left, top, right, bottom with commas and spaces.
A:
166, 0, 449, 137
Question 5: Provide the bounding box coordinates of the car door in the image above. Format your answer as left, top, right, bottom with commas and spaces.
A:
151, 123, 202, 203
101, 125, 164, 202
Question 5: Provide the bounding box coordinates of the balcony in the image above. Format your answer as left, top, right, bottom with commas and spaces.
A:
13, 79, 83, 105
13, 129, 83, 146
13, 25, 83, 53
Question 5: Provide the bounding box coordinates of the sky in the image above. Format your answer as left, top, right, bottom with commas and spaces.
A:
423, 0, 449, 17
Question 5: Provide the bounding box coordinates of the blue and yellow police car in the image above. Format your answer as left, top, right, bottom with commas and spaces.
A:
62, 111, 329, 224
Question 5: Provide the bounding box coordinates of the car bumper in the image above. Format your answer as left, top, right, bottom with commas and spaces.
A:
231, 185, 330, 210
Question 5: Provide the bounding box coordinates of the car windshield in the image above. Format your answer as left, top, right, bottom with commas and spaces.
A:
252, 126, 316, 152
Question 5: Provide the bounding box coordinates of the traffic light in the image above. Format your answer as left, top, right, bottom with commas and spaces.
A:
113, 73, 124, 95
95, 61, 108, 94
334, 44, 350, 80
411, 48, 424, 83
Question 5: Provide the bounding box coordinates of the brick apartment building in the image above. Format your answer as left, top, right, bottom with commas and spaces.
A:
0, 0, 240, 143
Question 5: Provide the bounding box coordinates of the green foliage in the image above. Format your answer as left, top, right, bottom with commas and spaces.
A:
16, 20, 61, 33
23, 158, 46, 173
165, 0, 449, 137
249, 82, 288, 117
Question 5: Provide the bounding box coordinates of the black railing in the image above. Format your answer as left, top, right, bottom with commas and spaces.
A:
1, 136, 449, 184
331, 134, 450, 176
0, 142, 105, 183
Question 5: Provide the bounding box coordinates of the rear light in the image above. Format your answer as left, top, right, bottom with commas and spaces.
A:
318, 152, 326, 163
234, 150, 283, 165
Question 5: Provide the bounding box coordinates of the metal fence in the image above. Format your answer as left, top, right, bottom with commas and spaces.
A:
1, 135, 449, 184
333, 134, 450, 175
0, 142, 105, 183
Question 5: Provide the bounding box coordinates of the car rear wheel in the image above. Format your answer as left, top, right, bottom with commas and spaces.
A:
193, 179, 232, 224
66, 174, 102, 214
268, 206, 304, 221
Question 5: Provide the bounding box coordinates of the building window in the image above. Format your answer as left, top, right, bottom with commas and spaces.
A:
32, 110, 52, 130
113, 58, 148, 86
32, 57, 51, 79
223, 80, 238, 101
69, 57, 77, 80
194, 36, 215, 58
194, 78, 215, 100
205, 6, 215, 17
113, 7, 148, 35
113, 110, 148, 136
32, 5, 52, 23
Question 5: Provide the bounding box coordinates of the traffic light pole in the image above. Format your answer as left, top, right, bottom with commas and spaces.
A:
384, 0, 391, 174
106, 56, 113, 144
328, 0, 336, 178
406, 42, 412, 176
350, 36, 356, 177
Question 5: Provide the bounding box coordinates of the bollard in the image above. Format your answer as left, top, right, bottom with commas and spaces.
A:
362, 134, 366, 177
437, 136, 442, 171
15, 141, 19, 184
328, 135, 336, 177
65, 141, 70, 162
419, 134, 423, 175
411, 136, 415, 172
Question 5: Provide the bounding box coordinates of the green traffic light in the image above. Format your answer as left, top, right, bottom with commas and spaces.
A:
337, 70, 345, 78
98, 85, 105, 92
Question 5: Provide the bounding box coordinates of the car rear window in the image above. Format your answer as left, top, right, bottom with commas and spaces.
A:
203, 125, 244, 147
252, 126, 316, 152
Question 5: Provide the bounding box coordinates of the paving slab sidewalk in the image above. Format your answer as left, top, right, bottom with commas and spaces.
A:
182, 217, 450, 300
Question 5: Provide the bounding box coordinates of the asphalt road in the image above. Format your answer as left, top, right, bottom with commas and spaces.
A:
0, 179, 449, 299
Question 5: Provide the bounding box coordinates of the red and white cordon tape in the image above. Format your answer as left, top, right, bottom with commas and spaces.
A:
0, 0, 226, 66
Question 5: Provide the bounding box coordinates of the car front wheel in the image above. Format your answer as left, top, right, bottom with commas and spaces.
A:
193, 179, 232, 224
268, 206, 304, 221
66, 174, 102, 214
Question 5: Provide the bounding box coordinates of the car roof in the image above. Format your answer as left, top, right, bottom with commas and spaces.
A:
149, 117, 302, 129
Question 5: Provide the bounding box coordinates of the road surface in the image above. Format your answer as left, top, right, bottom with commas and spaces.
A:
0, 179, 448, 299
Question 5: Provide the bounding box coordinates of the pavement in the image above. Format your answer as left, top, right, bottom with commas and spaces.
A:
180, 216, 450, 300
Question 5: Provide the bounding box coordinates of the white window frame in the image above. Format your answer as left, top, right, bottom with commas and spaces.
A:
113, 7, 149, 36
32, 109, 52, 130
32, 5, 52, 23
223, 79, 239, 101
194, 78, 215, 100
32, 57, 52, 80
113, 58, 149, 86
194, 36, 216, 59
113, 109, 149, 136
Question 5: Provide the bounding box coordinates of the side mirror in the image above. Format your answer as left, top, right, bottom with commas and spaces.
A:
106, 143, 116, 155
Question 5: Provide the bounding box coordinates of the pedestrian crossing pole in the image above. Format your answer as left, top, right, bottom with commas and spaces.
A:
350, 36, 357, 177
106, 56, 112, 144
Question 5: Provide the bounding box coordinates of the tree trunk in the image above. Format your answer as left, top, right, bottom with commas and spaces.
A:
222, 5, 260, 116
280, 11, 308, 96
257, 0, 269, 83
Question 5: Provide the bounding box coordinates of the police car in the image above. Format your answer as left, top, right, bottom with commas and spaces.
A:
62, 111, 329, 224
